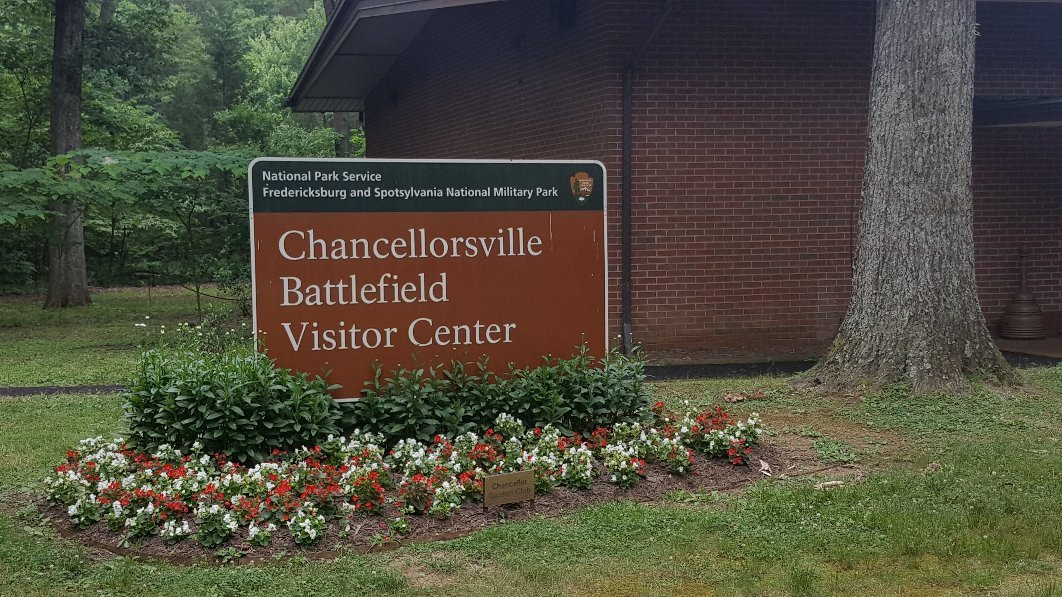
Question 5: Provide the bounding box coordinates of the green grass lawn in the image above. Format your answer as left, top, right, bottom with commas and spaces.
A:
1, 372, 1060, 596
1, 290, 1060, 595
0, 287, 227, 386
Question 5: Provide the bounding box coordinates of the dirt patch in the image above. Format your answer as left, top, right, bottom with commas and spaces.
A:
765, 406, 909, 466
0, 489, 38, 516
42, 442, 813, 565
0, 385, 123, 397
389, 551, 494, 589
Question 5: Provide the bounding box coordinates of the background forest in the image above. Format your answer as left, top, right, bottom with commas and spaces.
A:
0, 0, 361, 292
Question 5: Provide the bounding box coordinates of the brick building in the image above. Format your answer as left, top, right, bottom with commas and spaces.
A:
289, 0, 1062, 362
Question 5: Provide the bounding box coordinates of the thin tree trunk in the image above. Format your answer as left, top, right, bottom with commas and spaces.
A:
99, 0, 116, 25
45, 0, 90, 308
333, 111, 351, 158
806, 0, 1012, 394
322, 0, 352, 158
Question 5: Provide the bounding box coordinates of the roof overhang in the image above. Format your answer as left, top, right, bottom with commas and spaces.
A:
288, 0, 506, 113
975, 96, 1062, 127
290, 0, 1062, 115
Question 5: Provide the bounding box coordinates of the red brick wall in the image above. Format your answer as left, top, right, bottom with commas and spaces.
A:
367, 0, 611, 160
365, 0, 1062, 360
973, 4, 1062, 332
605, 1, 873, 357
973, 128, 1062, 330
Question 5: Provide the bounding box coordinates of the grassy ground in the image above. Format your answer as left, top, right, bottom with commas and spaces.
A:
0, 287, 225, 386
0, 289, 1060, 595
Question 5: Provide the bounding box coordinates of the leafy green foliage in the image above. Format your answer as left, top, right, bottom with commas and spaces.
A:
0, 0, 52, 168
344, 348, 651, 445
811, 438, 859, 464
0, 148, 253, 291
124, 333, 342, 464
1, 0, 360, 291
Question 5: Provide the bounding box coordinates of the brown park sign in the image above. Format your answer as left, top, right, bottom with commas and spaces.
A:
248, 158, 607, 400
482, 469, 535, 507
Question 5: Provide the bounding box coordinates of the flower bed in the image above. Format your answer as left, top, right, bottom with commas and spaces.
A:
45, 405, 762, 554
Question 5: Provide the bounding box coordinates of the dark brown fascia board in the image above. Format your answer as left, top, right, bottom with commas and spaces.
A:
288, 0, 506, 111
975, 98, 1062, 127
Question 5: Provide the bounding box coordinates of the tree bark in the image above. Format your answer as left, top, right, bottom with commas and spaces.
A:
99, 0, 116, 25
322, 0, 353, 158
333, 111, 351, 158
806, 0, 1012, 394
45, 0, 91, 308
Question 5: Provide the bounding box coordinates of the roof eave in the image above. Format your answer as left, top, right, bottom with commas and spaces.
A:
288, 0, 507, 113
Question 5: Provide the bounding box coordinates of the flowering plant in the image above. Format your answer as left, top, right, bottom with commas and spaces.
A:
247, 522, 276, 547
160, 519, 193, 544
287, 507, 327, 545
196, 503, 239, 548
654, 437, 696, 474
602, 443, 646, 488
397, 474, 435, 515
45, 407, 764, 550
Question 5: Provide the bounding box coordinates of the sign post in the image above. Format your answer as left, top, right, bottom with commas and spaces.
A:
248, 159, 607, 400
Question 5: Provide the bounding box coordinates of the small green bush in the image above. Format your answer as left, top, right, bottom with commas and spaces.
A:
342, 347, 650, 445
124, 339, 342, 464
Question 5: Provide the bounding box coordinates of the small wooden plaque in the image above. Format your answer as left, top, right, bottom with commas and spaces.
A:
483, 470, 535, 507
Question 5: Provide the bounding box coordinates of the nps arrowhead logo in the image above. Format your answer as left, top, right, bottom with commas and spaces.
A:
569, 171, 594, 200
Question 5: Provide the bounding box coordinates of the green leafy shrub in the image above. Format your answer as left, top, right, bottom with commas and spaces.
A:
342, 347, 650, 445
124, 338, 342, 464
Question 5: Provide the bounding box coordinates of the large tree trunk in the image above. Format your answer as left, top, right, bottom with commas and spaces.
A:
807, 0, 1012, 394
45, 0, 90, 308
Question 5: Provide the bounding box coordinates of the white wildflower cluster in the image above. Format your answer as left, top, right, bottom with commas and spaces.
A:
390, 438, 434, 477
66, 495, 100, 527
559, 444, 596, 489
492, 413, 525, 438
124, 501, 158, 537
103, 500, 127, 531
160, 519, 192, 543
151, 443, 186, 463
610, 422, 644, 444
428, 478, 463, 519
336, 430, 388, 461
653, 436, 694, 474
288, 507, 326, 545
195, 503, 239, 548
247, 522, 277, 547
602, 442, 646, 488
44, 467, 91, 505
735, 413, 763, 444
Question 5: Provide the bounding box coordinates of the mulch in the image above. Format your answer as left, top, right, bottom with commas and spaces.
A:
39, 442, 832, 566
